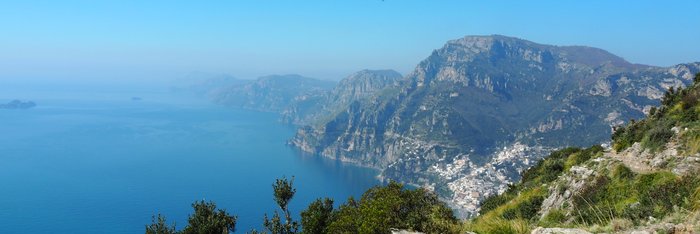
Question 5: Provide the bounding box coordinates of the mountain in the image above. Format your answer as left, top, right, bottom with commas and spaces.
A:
170, 71, 247, 97
290, 35, 700, 216
281, 69, 403, 125
468, 76, 700, 233
212, 74, 336, 112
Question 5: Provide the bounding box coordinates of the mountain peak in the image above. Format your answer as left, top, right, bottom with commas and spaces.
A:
556, 45, 632, 68
445, 35, 540, 52
440, 35, 631, 68
345, 69, 402, 82
334, 69, 402, 100
354, 69, 402, 76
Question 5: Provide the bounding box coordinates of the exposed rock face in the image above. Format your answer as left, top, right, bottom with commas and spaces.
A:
537, 141, 700, 233
213, 74, 336, 112
290, 35, 700, 217
531, 227, 592, 234
281, 69, 402, 125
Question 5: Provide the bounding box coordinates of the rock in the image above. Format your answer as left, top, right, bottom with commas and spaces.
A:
281, 69, 402, 124
213, 74, 335, 113
389, 229, 424, 234
291, 34, 700, 214
531, 227, 591, 234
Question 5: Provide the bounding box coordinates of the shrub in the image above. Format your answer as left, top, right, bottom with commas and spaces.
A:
611, 164, 635, 182
693, 187, 700, 210
514, 195, 545, 221
680, 124, 700, 154
465, 217, 530, 234
610, 218, 633, 232
480, 193, 513, 215
325, 181, 459, 234
300, 198, 334, 234
640, 125, 674, 151
540, 209, 567, 227
181, 201, 238, 234
572, 176, 615, 225
145, 214, 176, 234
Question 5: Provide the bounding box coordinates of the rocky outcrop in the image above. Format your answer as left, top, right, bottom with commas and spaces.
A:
281, 69, 402, 125
531, 227, 592, 234
537, 140, 700, 233
213, 74, 335, 112
290, 35, 700, 217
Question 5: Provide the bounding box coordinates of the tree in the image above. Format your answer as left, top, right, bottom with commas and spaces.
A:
300, 198, 333, 234
324, 197, 359, 233
261, 176, 299, 234
181, 200, 237, 234
325, 181, 459, 234
145, 214, 176, 234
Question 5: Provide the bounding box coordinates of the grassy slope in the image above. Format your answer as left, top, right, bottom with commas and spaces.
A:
465, 74, 700, 233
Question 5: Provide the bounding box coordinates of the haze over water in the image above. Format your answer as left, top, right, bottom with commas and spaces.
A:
0, 84, 379, 233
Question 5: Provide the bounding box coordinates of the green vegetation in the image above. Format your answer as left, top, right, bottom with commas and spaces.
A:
183, 201, 238, 234
258, 177, 300, 234
479, 146, 603, 217
468, 73, 700, 233
324, 182, 460, 233
146, 214, 176, 234
612, 73, 700, 152
469, 147, 700, 232
299, 198, 333, 234
151, 73, 700, 233
466, 146, 601, 232
145, 201, 237, 234
147, 180, 458, 234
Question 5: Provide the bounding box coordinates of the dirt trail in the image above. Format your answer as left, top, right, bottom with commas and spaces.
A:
605, 150, 655, 174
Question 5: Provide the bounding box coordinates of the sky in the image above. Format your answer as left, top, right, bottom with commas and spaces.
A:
1, 0, 699, 84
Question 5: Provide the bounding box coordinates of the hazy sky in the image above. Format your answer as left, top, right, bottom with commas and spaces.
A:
1, 0, 699, 84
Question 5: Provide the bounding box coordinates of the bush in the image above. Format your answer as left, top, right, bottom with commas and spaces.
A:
639, 175, 699, 216
500, 195, 544, 221
145, 214, 176, 234
610, 218, 633, 232
182, 201, 237, 234
641, 125, 674, 150
325, 181, 459, 234
564, 146, 603, 170
540, 209, 567, 227
480, 193, 513, 215
693, 187, 700, 210
520, 148, 581, 186
300, 198, 334, 234
680, 124, 700, 154
611, 164, 635, 182
465, 217, 530, 234
146, 201, 237, 234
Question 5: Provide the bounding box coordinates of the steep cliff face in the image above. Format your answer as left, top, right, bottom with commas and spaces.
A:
290, 35, 700, 216
281, 69, 402, 125
213, 74, 335, 112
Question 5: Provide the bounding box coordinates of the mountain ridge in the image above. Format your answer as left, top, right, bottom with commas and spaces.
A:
289, 35, 700, 216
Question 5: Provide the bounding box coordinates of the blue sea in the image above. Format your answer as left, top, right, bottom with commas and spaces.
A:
0, 84, 379, 233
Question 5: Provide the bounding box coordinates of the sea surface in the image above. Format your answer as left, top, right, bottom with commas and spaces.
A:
0, 84, 379, 233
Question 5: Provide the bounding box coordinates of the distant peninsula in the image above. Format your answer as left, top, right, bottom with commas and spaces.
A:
0, 100, 36, 109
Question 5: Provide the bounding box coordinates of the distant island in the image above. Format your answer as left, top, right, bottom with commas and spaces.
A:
0, 100, 36, 109
131, 97, 143, 101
